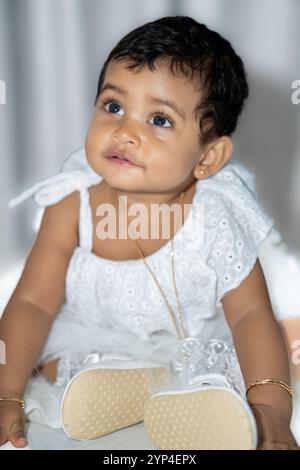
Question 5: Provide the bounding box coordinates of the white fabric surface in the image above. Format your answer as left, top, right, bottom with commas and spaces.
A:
25, 421, 156, 450
0, 421, 156, 450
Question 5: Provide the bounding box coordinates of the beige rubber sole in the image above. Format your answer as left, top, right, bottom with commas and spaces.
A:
61, 366, 170, 440
143, 387, 256, 450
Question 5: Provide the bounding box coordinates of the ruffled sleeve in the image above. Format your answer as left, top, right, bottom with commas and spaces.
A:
8, 148, 102, 232
200, 159, 276, 304
8, 147, 101, 208
7, 147, 102, 232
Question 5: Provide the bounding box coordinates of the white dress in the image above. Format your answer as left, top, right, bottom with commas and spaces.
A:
8, 147, 281, 429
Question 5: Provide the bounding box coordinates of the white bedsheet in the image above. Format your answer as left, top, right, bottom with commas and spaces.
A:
0, 422, 155, 450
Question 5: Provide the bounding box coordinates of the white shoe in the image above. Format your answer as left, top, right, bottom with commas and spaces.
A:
60, 359, 171, 441
143, 373, 258, 450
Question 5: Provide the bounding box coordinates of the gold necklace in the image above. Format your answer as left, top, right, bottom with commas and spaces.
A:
129, 191, 188, 340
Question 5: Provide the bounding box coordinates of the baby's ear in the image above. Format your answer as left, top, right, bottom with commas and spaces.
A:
194, 136, 233, 179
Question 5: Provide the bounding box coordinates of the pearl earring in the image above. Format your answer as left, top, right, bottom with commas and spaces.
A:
199, 169, 205, 175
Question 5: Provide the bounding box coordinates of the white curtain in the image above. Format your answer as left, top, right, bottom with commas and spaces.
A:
1, 0, 299, 273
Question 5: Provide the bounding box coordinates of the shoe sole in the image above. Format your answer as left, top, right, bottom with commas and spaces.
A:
60, 362, 171, 440
143, 386, 257, 450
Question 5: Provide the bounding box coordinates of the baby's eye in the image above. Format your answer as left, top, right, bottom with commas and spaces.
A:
149, 113, 174, 128
101, 99, 174, 128
103, 101, 124, 116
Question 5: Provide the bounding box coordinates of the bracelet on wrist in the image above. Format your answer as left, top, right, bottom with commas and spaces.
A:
0, 397, 25, 409
246, 378, 293, 399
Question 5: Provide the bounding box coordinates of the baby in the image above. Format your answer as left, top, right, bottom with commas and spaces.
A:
0, 16, 299, 450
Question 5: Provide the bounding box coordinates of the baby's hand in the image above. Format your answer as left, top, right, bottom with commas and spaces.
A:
251, 403, 300, 450
0, 401, 28, 448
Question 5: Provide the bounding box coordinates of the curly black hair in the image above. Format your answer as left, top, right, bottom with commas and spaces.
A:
94, 16, 249, 145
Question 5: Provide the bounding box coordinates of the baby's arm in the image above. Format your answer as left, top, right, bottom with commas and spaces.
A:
0, 192, 79, 446
222, 259, 299, 449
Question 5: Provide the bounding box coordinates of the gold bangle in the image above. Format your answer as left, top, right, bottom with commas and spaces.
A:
246, 379, 294, 398
0, 397, 25, 409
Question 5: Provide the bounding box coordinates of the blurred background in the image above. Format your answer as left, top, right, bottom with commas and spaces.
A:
1, 0, 300, 275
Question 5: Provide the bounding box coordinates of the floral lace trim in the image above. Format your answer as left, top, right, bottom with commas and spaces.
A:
170, 337, 246, 396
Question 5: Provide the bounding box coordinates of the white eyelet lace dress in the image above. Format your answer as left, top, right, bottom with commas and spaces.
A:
8, 148, 278, 429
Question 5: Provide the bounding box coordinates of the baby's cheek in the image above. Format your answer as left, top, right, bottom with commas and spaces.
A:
85, 129, 101, 162
85, 124, 97, 150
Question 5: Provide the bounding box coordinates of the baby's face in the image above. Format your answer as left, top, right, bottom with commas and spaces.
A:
85, 58, 204, 194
